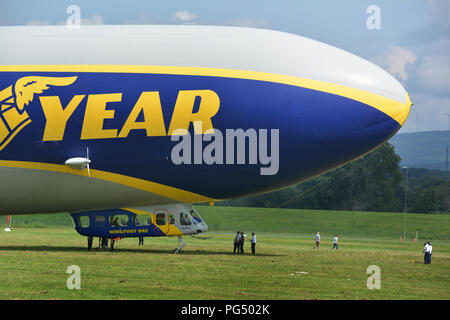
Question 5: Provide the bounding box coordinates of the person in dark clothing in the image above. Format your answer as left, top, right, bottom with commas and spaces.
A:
233, 231, 241, 254
240, 231, 245, 254
111, 217, 119, 227
87, 236, 93, 250
428, 242, 433, 264
101, 237, 108, 250
139, 236, 144, 246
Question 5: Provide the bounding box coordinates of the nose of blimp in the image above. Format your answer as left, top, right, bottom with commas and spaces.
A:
300, 33, 414, 142
309, 53, 413, 171
265, 32, 414, 188
277, 30, 413, 131
342, 54, 413, 138
343, 56, 413, 131
401, 92, 413, 126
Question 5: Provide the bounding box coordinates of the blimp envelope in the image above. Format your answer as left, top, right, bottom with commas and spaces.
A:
0, 25, 412, 209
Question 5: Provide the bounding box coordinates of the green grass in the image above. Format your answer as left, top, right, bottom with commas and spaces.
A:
5, 206, 449, 240
0, 207, 449, 300
197, 206, 450, 240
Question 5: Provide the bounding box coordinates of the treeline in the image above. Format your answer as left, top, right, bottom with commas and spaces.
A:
405, 168, 450, 213
213, 143, 450, 214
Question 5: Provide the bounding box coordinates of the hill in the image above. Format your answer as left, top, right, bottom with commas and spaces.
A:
390, 130, 450, 170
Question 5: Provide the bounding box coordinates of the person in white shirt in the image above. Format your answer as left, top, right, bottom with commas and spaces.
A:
251, 232, 256, 255
313, 232, 320, 249
332, 234, 339, 250
423, 241, 432, 264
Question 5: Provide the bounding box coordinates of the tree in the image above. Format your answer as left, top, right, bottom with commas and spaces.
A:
217, 142, 404, 212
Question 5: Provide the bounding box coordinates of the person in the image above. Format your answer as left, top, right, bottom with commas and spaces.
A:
139, 236, 144, 246
110, 217, 119, 227
423, 242, 429, 264
87, 236, 93, 250
332, 234, 339, 250
233, 231, 241, 254
428, 241, 433, 264
111, 237, 121, 251
313, 232, 320, 249
251, 232, 256, 255
423, 241, 432, 264
240, 231, 245, 254
101, 237, 108, 250
422, 241, 430, 264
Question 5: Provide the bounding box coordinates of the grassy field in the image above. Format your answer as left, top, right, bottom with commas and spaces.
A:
0, 207, 449, 300
197, 206, 450, 240
5, 206, 450, 240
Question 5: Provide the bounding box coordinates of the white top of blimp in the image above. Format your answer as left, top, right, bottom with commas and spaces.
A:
0, 25, 406, 104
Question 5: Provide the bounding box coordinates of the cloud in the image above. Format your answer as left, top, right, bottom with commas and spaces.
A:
371, 40, 449, 132
403, 39, 450, 95
171, 10, 197, 24
371, 45, 417, 81
416, 54, 450, 94
396, 38, 450, 132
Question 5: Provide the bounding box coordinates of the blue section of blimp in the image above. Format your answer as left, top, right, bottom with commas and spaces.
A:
0, 72, 401, 199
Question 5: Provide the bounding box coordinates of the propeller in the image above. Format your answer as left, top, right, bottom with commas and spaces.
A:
86, 146, 91, 177
64, 146, 92, 177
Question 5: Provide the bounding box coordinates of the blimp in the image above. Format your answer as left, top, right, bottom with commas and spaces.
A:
0, 25, 411, 252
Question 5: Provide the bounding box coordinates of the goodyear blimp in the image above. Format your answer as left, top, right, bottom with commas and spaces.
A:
0, 25, 411, 252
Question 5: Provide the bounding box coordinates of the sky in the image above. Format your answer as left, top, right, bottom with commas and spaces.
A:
1, 0, 449, 133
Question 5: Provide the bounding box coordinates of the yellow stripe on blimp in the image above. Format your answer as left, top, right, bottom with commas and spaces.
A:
0, 65, 411, 126
0, 160, 215, 203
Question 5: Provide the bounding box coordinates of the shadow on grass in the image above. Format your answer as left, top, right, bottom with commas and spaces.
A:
0, 245, 283, 257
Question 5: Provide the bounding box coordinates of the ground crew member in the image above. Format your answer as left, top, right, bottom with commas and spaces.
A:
332, 234, 339, 250
251, 232, 256, 254
233, 231, 241, 254
313, 232, 320, 249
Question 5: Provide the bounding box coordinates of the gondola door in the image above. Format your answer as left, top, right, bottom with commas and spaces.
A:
153, 208, 169, 234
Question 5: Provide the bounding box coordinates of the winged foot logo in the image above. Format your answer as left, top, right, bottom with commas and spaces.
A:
0, 76, 77, 151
